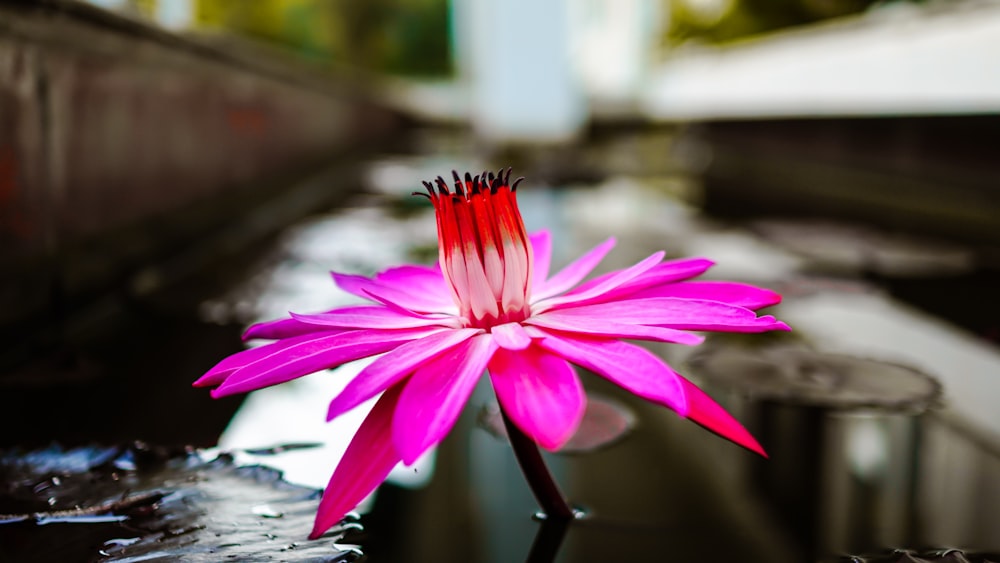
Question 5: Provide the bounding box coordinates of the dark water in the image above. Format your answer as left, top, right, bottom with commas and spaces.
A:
2, 128, 1000, 562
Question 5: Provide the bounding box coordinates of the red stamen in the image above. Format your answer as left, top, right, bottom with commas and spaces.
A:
423, 170, 532, 328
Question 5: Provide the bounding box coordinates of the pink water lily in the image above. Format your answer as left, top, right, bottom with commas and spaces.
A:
194, 169, 790, 539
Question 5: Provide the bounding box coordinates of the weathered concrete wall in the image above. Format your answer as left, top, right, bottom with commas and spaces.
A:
0, 0, 396, 330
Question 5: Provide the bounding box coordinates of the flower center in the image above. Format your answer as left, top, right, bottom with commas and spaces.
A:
418, 169, 533, 329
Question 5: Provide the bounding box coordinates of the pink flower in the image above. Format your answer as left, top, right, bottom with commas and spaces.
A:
194, 170, 789, 539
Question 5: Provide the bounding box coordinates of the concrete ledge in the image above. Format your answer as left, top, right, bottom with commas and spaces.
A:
0, 0, 399, 330
643, 1, 1000, 120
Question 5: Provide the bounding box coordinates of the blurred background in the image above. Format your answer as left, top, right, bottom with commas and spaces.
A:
2, 0, 1000, 561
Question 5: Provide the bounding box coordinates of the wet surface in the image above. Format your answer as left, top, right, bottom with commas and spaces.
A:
0, 443, 360, 562
2, 127, 1000, 561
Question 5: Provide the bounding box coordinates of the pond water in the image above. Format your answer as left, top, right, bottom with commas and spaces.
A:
2, 127, 1000, 562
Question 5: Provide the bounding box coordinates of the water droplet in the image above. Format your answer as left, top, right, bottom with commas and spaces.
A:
37, 514, 128, 525
243, 442, 323, 455
113, 450, 137, 471
340, 521, 364, 534
532, 506, 587, 521
251, 504, 283, 518
103, 537, 141, 548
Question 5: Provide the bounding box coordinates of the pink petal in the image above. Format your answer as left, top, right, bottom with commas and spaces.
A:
533, 251, 665, 312
332, 271, 384, 301
538, 297, 790, 333
566, 257, 715, 304
310, 383, 403, 539
376, 264, 449, 297
211, 328, 444, 398
491, 322, 534, 350
488, 345, 585, 451
243, 317, 344, 341
524, 312, 704, 346
626, 280, 782, 310
194, 333, 325, 388
534, 331, 688, 416
332, 271, 455, 314
531, 237, 616, 301
528, 230, 552, 293
326, 328, 483, 421
679, 375, 766, 457
291, 306, 460, 330
392, 334, 498, 464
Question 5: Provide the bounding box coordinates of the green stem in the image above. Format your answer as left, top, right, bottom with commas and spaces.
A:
500, 407, 575, 521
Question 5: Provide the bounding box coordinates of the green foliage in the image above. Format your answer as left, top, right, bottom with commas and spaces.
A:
193, 0, 451, 76
665, 0, 903, 46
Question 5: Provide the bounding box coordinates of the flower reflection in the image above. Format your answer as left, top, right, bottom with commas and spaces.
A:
194, 169, 789, 539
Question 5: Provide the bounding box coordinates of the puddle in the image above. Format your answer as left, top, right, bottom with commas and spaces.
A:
3, 128, 1000, 561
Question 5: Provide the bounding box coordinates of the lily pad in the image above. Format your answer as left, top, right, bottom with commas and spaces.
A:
0, 443, 361, 562
826, 548, 1000, 562
687, 343, 941, 412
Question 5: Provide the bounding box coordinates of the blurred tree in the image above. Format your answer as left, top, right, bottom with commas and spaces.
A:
192, 0, 450, 76
195, 0, 341, 63
368, 0, 451, 76
665, 0, 919, 46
